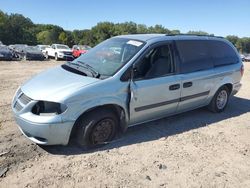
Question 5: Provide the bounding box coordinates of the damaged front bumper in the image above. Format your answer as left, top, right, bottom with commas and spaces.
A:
14, 114, 74, 145
12, 89, 74, 145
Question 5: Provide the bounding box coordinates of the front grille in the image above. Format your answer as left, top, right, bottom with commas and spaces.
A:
19, 93, 32, 105
14, 101, 23, 111
16, 88, 22, 97
13, 90, 33, 112
64, 52, 72, 55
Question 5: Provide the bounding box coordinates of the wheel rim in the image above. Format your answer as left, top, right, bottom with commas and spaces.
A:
90, 118, 115, 144
216, 90, 228, 109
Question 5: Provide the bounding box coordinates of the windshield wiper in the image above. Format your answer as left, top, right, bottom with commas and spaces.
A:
67, 61, 100, 78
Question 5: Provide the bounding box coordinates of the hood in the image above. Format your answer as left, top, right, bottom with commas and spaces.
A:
0, 47, 11, 55
0, 51, 11, 56
21, 66, 99, 102
58, 49, 72, 53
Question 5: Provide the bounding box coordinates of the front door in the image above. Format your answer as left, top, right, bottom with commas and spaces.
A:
129, 44, 181, 125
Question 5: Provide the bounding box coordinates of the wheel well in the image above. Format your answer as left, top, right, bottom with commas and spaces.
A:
84, 104, 125, 122
224, 83, 233, 95
69, 104, 126, 143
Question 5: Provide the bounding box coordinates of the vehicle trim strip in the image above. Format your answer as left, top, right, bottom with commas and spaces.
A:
180, 91, 210, 101
134, 90, 210, 112
134, 98, 179, 112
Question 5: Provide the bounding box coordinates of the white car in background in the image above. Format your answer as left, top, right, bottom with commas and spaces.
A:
244, 54, 250, 62
45, 44, 73, 61
37, 45, 50, 57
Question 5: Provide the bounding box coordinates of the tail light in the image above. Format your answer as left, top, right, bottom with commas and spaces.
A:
240, 64, 244, 77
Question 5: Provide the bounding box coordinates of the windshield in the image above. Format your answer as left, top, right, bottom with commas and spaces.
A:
56, 45, 70, 49
78, 45, 91, 50
67, 38, 145, 77
26, 47, 40, 52
40, 45, 49, 50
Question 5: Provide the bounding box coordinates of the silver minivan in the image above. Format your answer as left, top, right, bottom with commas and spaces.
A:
12, 34, 244, 146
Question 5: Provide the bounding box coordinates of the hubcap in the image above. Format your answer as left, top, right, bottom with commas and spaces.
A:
91, 119, 114, 144
216, 90, 228, 109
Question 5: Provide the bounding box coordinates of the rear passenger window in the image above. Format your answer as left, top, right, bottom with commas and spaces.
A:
208, 41, 238, 67
176, 40, 213, 73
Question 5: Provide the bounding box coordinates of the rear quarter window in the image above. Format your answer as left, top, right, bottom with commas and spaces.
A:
176, 40, 213, 73
208, 40, 239, 67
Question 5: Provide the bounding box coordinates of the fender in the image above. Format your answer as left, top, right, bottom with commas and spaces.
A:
207, 75, 234, 104
64, 94, 130, 129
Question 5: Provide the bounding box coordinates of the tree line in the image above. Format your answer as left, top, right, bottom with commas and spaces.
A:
0, 10, 249, 53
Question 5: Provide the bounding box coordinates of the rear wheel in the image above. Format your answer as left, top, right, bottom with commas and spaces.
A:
76, 109, 118, 147
208, 86, 229, 113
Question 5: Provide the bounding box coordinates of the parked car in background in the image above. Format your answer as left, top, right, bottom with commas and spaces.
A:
45, 44, 73, 61
72, 45, 91, 58
37, 45, 50, 57
9, 44, 28, 51
240, 54, 245, 61
244, 54, 250, 62
0, 45, 13, 60
12, 34, 243, 146
14, 46, 45, 60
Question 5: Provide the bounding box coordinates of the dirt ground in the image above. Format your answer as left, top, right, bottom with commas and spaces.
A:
0, 60, 249, 188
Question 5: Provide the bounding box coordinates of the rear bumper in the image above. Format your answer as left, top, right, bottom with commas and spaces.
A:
232, 82, 242, 95
26, 56, 45, 61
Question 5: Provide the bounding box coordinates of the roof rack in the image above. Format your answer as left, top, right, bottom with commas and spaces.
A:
165, 34, 224, 38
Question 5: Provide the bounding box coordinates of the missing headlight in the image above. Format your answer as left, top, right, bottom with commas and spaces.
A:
32, 101, 67, 116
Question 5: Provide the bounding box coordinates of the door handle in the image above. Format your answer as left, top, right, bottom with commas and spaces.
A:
169, 84, 180, 90
183, 82, 193, 88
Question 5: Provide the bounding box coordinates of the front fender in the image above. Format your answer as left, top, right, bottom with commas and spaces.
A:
64, 95, 129, 124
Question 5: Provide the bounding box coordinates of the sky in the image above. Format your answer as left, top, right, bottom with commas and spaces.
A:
0, 0, 250, 37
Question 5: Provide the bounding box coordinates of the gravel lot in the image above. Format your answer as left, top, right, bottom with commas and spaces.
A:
0, 60, 249, 188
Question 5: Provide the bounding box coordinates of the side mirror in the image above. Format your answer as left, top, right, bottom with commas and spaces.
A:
131, 64, 139, 81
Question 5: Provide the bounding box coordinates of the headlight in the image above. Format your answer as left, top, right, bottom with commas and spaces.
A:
32, 101, 67, 116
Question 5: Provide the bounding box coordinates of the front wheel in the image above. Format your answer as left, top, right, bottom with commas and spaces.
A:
208, 86, 229, 113
55, 53, 58, 61
76, 109, 118, 147
45, 52, 49, 59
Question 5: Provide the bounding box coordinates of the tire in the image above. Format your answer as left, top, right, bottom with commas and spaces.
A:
208, 86, 229, 113
55, 53, 58, 61
76, 109, 118, 147
45, 52, 49, 59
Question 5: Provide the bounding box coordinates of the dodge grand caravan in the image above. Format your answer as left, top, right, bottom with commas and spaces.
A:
12, 34, 243, 146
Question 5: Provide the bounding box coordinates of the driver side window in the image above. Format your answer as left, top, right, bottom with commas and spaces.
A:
134, 44, 174, 80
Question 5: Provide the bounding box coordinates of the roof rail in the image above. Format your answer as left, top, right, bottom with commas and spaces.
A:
165, 33, 224, 38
